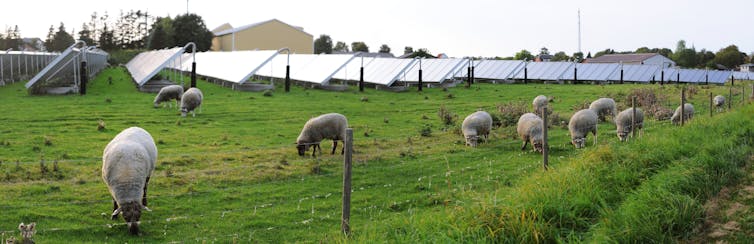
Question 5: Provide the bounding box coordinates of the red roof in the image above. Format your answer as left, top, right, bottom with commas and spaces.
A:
585, 53, 660, 63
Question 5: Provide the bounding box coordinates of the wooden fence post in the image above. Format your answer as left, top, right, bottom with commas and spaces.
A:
631, 96, 637, 139
709, 92, 713, 117
342, 128, 354, 235
542, 107, 548, 171
681, 88, 686, 126
729, 87, 732, 110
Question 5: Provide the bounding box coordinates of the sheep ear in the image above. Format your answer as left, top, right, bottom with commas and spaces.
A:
28, 223, 35, 231
112, 208, 122, 217
18, 222, 25, 230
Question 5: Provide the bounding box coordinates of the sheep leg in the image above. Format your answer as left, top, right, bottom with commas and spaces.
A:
111, 199, 119, 220
142, 177, 150, 207
592, 128, 598, 146
341, 141, 345, 155
521, 139, 529, 151
317, 144, 322, 156
332, 141, 338, 155
311, 144, 317, 157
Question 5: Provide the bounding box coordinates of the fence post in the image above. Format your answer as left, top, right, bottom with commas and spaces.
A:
729, 87, 732, 110
631, 96, 636, 139
285, 65, 291, 92
80, 60, 88, 95
709, 92, 713, 117
190, 61, 197, 88
341, 128, 354, 236
542, 107, 548, 171
466, 66, 471, 88
681, 88, 685, 126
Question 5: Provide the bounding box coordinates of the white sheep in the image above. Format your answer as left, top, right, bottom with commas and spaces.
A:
569, 109, 598, 148
461, 111, 492, 147
102, 127, 157, 235
713, 95, 725, 112
153, 85, 183, 108
296, 113, 348, 157
615, 107, 644, 142
589, 98, 617, 122
532, 95, 548, 115
181, 87, 203, 117
671, 103, 694, 125
517, 113, 544, 152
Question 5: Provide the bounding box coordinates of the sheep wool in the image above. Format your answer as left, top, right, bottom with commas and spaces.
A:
713, 95, 725, 112
296, 113, 348, 157
671, 103, 694, 125
615, 107, 644, 142
568, 109, 598, 148
102, 127, 157, 235
517, 113, 544, 152
589, 98, 617, 122
181, 87, 203, 117
532, 95, 548, 115
461, 111, 492, 147
153, 85, 183, 108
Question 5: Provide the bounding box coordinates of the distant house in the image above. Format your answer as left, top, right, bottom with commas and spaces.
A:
740, 63, 754, 72
585, 53, 675, 67
20, 38, 44, 51
534, 54, 552, 62
211, 19, 313, 54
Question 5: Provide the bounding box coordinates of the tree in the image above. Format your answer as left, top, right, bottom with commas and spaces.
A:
313, 34, 333, 54
43, 25, 55, 51
697, 49, 716, 68
539, 47, 550, 56
514, 49, 534, 60
593, 48, 615, 58
378, 44, 391, 54
657, 48, 673, 58
51, 22, 75, 52
98, 23, 117, 51
551, 51, 570, 61
172, 13, 213, 52
713, 45, 745, 69
672, 40, 697, 68
333, 41, 349, 53
404, 46, 413, 55
635, 47, 651, 53
351, 42, 369, 52
78, 24, 95, 46
4, 25, 21, 50
572, 52, 584, 62
586, 52, 592, 59
147, 17, 174, 50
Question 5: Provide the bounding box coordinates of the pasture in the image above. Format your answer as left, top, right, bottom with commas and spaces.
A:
0, 67, 752, 242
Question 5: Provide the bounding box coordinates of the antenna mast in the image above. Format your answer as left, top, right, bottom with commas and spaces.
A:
578, 9, 582, 54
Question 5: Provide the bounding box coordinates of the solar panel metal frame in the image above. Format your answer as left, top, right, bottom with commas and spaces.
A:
512, 61, 574, 80
332, 56, 377, 81
293, 54, 357, 85
187, 50, 280, 84
402, 58, 466, 83
125, 47, 187, 87
469, 60, 525, 80
606, 64, 660, 83
360, 58, 417, 86
25, 46, 80, 89
565, 63, 620, 81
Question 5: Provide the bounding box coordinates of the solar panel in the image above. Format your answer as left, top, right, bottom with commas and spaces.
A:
293, 54, 357, 85
125, 47, 186, 87
362, 58, 417, 86
512, 62, 573, 80
606, 64, 659, 83
25, 47, 81, 89
732, 71, 752, 80
188, 50, 278, 84
469, 60, 524, 80
2, 51, 58, 84
332, 56, 376, 81
569, 63, 620, 81
708, 70, 732, 84
402, 58, 466, 83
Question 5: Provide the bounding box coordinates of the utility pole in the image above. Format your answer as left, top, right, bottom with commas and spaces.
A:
578, 9, 582, 54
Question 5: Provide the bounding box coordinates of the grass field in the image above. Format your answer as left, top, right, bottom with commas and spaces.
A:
0, 67, 752, 242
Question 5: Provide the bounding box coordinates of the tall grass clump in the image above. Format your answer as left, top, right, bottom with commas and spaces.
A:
463, 105, 754, 242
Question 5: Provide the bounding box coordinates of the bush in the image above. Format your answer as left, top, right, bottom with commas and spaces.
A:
497, 101, 528, 127
420, 124, 432, 137
438, 105, 457, 126
649, 105, 673, 120
263, 90, 274, 97
623, 88, 668, 109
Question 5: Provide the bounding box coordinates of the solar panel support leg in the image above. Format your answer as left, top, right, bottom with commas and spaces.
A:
80, 61, 88, 95
418, 69, 423, 92
285, 65, 291, 92
191, 62, 197, 88
359, 67, 364, 92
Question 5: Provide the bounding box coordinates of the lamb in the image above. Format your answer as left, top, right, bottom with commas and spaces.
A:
517, 113, 544, 152
671, 103, 694, 125
615, 107, 644, 142
102, 127, 157, 235
180, 87, 203, 117
296, 113, 348, 157
461, 111, 493, 147
532, 95, 548, 115
713, 95, 725, 112
153, 85, 183, 108
568, 109, 598, 148
589, 98, 617, 122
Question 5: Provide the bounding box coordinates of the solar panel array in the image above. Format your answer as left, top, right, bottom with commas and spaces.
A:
24, 44, 109, 92
125, 49, 754, 89
1, 51, 58, 86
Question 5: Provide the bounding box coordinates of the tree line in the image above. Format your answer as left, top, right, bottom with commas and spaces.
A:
503, 40, 751, 70
0, 10, 213, 52
313, 34, 434, 58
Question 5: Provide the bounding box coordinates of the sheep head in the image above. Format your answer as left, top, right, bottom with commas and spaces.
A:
114, 201, 143, 235
531, 138, 544, 153
571, 137, 586, 149
296, 143, 312, 156
465, 135, 479, 147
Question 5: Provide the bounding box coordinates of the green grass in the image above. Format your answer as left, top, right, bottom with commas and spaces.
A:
0, 67, 751, 242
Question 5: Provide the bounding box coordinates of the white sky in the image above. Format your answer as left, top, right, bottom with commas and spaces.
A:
2, 0, 752, 57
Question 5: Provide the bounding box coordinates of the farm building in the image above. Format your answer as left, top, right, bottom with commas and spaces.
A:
210, 19, 313, 54
585, 53, 675, 68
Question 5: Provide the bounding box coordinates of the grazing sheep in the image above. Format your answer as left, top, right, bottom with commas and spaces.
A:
589, 98, 617, 122
102, 127, 157, 235
153, 85, 183, 108
18, 222, 35, 244
296, 113, 348, 157
568, 109, 598, 148
517, 113, 544, 152
461, 111, 493, 147
615, 107, 644, 142
714, 95, 725, 112
671, 103, 694, 125
532, 95, 548, 115
180, 87, 203, 117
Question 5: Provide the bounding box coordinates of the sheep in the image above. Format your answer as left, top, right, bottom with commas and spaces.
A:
589, 98, 617, 122
532, 95, 548, 115
568, 109, 598, 148
153, 85, 183, 108
615, 107, 644, 142
180, 87, 203, 117
517, 113, 544, 152
18, 222, 35, 244
296, 113, 348, 157
671, 103, 694, 125
713, 95, 725, 112
461, 111, 493, 147
102, 127, 157, 235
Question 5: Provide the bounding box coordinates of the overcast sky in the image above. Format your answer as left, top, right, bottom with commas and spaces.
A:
2, 0, 752, 57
